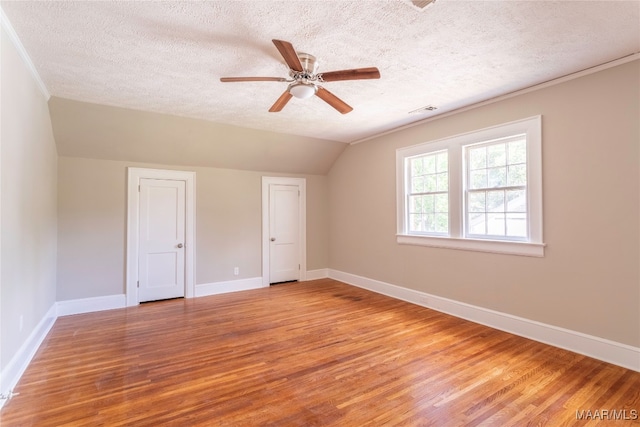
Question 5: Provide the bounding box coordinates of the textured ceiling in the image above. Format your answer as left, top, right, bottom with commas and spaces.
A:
2, 0, 639, 143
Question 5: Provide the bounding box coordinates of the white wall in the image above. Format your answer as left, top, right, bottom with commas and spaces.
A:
0, 26, 58, 389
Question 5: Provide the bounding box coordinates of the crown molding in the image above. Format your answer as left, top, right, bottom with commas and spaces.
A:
1, 6, 50, 100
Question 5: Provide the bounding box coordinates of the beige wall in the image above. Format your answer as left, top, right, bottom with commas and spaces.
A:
328, 60, 640, 347
1, 28, 58, 370
57, 157, 329, 300
49, 97, 347, 176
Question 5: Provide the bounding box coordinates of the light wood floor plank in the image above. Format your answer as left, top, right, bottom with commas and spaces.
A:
1, 279, 638, 426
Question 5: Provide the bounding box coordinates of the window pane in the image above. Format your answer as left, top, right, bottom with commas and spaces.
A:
508, 164, 527, 186
468, 146, 486, 170
424, 155, 436, 174
409, 213, 423, 232
488, 167, 507, 188
411, 176, 424, 193
435, 193, 448, 213
409, 195, 423, 213
468, 213, 486, 235
487, 213, 506, 235
508, 139, 526, 164
486, 190, 505, 212
468, 192, 485, 212
423, 195, 434, 213
411, 157, 424, 177
434, 213, 448, 233
506, 213, 527, 237
423, 214, 434, 231
470, 170, 487, 189
487, 144, 506, 167
436, 152, 448, 173
436, 172, 448, 192
506, 190, 526, 212
424, 174, 437, 192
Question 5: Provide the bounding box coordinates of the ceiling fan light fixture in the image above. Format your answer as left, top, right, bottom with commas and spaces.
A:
288, 82, 317, 99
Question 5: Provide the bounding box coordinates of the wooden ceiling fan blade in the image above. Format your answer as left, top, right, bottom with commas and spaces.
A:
220, 77, 287, 82
269, 91, 293, 112
320, 67, 381, 82
315, 87, 353, 114
272, 39, 303, 72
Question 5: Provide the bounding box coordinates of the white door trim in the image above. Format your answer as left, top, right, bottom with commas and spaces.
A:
262, 177, 306, 286
126, 167, 196, 307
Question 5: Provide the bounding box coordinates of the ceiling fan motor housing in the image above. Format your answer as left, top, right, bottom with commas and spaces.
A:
287, 52, 319, 98
296, 52, 318, 75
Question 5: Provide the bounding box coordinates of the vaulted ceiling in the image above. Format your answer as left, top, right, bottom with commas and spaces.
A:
2, 0, 639, 171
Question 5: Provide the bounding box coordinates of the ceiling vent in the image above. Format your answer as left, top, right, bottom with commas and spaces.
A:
406, 0, 437, 11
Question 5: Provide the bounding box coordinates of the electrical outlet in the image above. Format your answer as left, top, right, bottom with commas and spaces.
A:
234, 267, 239, 276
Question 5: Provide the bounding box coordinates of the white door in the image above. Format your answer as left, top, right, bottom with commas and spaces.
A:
138, 178, 186, 302
269, 184, 300, 284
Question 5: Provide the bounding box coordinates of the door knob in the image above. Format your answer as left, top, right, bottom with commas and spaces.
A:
270, 237, 276, 241
177, 243, 184, 248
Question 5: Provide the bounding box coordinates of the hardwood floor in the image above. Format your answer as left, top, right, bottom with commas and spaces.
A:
1, 279, 638, 426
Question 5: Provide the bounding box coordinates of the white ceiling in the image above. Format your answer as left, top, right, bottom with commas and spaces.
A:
2, 0, 639, 144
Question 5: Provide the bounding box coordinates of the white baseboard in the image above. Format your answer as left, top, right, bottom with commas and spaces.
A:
329, 269, 640, 372
0, 303, 57, 409
197, 271, 329, 296
56, 294, 126, 317
305, 269, 329, 281
195, 277, 264, 297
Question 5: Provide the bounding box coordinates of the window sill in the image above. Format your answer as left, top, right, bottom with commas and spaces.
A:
396, 234, 545, 257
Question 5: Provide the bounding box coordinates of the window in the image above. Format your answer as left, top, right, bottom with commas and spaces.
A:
465, 136, 527, 239
396, 116, 544, 257
407, 150, 448, 234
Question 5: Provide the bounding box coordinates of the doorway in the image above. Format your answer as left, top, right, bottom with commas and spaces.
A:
126, 168, 196, 306
262, 177, 306, 286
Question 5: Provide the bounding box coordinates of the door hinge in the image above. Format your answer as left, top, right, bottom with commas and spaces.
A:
298, 264, 300, 270
138, 185, 141, 192
137, 280, 139, 288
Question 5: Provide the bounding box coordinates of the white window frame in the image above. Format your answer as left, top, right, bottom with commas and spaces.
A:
396, 116, 545, 257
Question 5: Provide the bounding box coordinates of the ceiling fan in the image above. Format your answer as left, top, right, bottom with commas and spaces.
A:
220, 39, 380, 114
